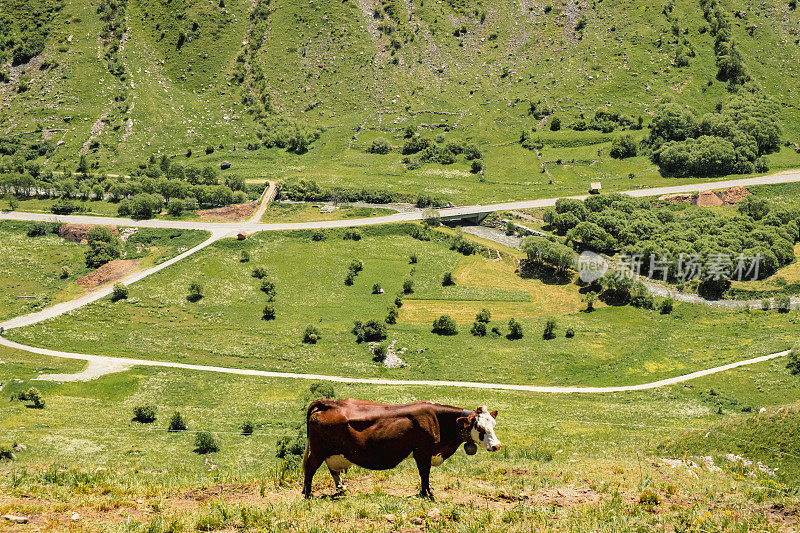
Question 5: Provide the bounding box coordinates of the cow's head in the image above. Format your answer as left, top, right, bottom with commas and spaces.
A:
458, 406, 501, 452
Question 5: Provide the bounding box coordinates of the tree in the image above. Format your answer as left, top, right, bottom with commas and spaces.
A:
349, 259, 363, 273
168, 411, 188, 432
252, 267, 267, 279
241, 421, 255, 436
610, 134, 637, 159
508, 318, 524, 340
738, 196, 770, 221
263, 304, 276, 320
774, 294, 791, 313
403, 278, 414, 294
385, 306, 398, 324
787, 344, 800, 375
470, 160, 483, 174
166, 198, 184, 216
352, 319, 387, 342
188, 282, 203, 302
111, 283, 129, 301
17, 387, 45, 409
240, 250, 250, 263
85, 226, 121, 268
582, 292, 597, 312
475, 308, 491, 323
368, 138, 391, 154
432, 314, 458, 335
470, 321, 487, 336
659, 297, 674, 314
542, 318, 556, 340
550, 117, 561, 131
194, 431, 219, 454
260, 279, 277, 300
372, 283, 383, 294
77, 154, 90, 174
303, 325, 321, 343
442, 272, 455, 286
133, 404, 157, 423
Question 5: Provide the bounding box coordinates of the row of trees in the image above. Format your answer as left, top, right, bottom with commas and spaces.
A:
277, 177, 449, 207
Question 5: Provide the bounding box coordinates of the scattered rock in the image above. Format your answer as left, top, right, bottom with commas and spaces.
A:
410, 517, 424, 525
12, 444, 27, 452
71, 512, 80, 521
220, 161, 231, 170
426, 508, 441, 520
3, 515, 29, 524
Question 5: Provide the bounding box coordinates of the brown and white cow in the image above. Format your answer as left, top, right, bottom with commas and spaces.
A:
302, 398, 501, 499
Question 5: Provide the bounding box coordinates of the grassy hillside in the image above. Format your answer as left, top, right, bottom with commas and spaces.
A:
2, 0, 800, 203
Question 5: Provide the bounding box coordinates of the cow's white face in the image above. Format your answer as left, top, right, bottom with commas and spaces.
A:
470, 406, 501, 452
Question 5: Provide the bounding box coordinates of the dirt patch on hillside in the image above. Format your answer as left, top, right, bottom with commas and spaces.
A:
60, 224, 118, 244
77, 259, 139, 288
196, 202, 257, 221
659, 186, 750, 207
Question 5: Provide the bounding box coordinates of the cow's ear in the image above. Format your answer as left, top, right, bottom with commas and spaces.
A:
456, 417, 470, 428
490, 410, 498, 419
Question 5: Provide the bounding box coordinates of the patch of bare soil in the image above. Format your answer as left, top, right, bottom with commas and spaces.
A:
196, 202, 257, 221
658, 186, 751, 207
77, 259, 138, 288
695, 190, 724, 207
60, 224, 118, 244
527, 486, 604, 508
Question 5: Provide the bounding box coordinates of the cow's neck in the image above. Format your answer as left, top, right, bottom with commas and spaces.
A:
431, 405, 470, 459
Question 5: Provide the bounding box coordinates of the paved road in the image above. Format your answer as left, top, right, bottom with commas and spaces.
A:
3, 169, 800, 233
0, 336, 788, 391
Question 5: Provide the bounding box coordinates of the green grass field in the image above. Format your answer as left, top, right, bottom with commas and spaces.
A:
6, 224, 798, 388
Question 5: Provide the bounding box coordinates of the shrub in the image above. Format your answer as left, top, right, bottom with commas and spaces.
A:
422, 209, 441, 227
252, 267, 267, 279
583, 292, 597, 312
775, 294, 791, 313
343, 229, 361, 241
303, 325, 321, 344
565, 326, 575, 338
27, 222, 49, 237
403, 278, 414, 294
610, 134, 637, 159
432, 314, 458, 335
194, 431, 219, 454
508, 318, 524, 340
133, 404, 157, 423
470, 159, 483, 174
367, 138, 391, 154
60, 266, 70, 279
476, 308, 491, 323
394, 294, 404, 307
385, 307, 398, 324
409, 253, 418, 264
344, 271, 355, 285
0, 445, 13, 461
17, 387, 45, 409
166, 198, 184, 216
638, 489, 660, 509
111, 283, 129, 301
470, 321, 487, 336
260, 279, 277, 300
168, 411, 188, 432
787, 345, 800, 375
550, 117, 561, 131
372, 343, 387, 361
352, 319, 387, 342
240, 250, 250, 262
349, 259, 363, 273
188, 282, 203, 302
241, 421, 255, 436
372, 283, 383, 294
442, 271, 455, 286
263, 304, 276, 320
543, 318, 556, 340
311, 230, 326, 241
761, 299, 771, 311
491, 326, 502, 336
659, 298, 674, 314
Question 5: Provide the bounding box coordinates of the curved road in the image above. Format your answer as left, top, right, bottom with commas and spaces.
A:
1, 170, 798, 387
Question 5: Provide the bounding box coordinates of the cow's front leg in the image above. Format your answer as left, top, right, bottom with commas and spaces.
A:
413, 451, 434, 501
329, 468, 347, 493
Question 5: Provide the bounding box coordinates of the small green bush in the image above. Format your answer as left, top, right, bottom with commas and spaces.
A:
252, 267, 267, 279
352, 319, 387, 342
0, 445, 14, 461
349, 259, 363, 273
394, 294, 403, 307
761, 298, 771, 311
385, 307, 398, 324
565, 326, 575, 338
240, 250, 251, 263
260, 279, 277, 300
372, 283, 383, 294
403, 278, 414, 294
263, 304, 276, 320
194, 431, 219, 454
638, 489, 660, 509
787, 344, 800, 375
311, 230, 326, 241
17, 387, 45, 409
775, 295, 791, 313
659, 298, 674, 314
111, 283, 129, 301
476, 308, 491, 323
409, 252, 418, 264
241, 421, 255, 436
508, 318, 524, 340
542, 318, 556, 340
470, 321, 487, 336
133, 404, 157, 423
343, 229, 362, 241
344, 271, 355, 285
303, 325, 321, 344
187, 282, 203, 302
432, 314, 458, 335
168, 411, 187, 432
442, 272, 455, 286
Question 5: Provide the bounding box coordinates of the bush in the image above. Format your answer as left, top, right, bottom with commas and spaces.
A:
432, 314, 458, 335
372, 343, 387, 361
367, 138, 391, 154
263, 304, 276, 320
610, 134, 637, 159
659, 298, 674, 314
343, 229, 362, 241
550, 117, 561, 131
60, 266, 70, 279
385, 307, 398, 324
409, 252, 418, 264
470, 159, 483, 174
508, 318, 524, 340
583, 292, 597, 312
349, 259, 363, 273
252, 267, 267, 279
394, 294, 403, 307
442, 271, 455, 286
111, 283, 129, 301
168, 412, 188, 432
0, 445, 13, 461
27, 222, 49, 237
241, 421, 255, 436
344, 271, 355, 285
194, 431, 219, 454
638, 489, 660, 509
187, 282, 203, 302
303, 325, 321, 344
422, 209, 441, 227
403, 278, 414, 294
260, 279, 277, 300
476, 308, 491, 323
543, 318, 556, 340
166, 198, 184, 216
240, 250, 250, 263
761, 298, 771, 311
787, 345, 800, 375
565, 326, 575, 338
17, 387, 45, 409
775, 294, 791, 313
311, 230, 326, 241
372, 283, 383, 294
133, 404, 157, 423
470, 321, 487, 336
352, 319, 387, 342
85, 227, 122, 268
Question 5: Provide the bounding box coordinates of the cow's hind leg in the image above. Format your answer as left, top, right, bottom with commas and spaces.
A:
413, 452, 434, 501
302, 440, 323, 498
329, 468, 347, 493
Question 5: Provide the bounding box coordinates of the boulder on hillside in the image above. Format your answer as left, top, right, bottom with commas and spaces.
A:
220, 161, 231, 170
